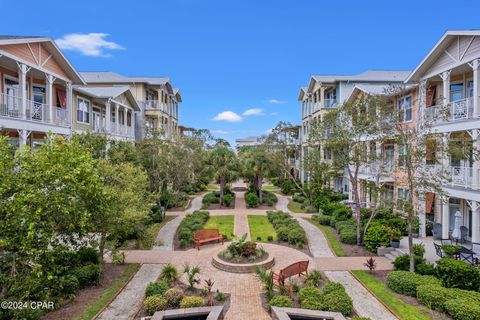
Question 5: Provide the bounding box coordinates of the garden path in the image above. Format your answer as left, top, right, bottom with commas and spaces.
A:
153, 215, 184, 251
96, 264, 163, 320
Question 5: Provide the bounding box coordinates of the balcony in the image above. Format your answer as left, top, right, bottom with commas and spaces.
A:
425, 164, 480, 190
324, 99, 337, 109
142, 100, 169, 113
424, 97, 475, 125
95, 122, 135, 139
0, 93, 69, 127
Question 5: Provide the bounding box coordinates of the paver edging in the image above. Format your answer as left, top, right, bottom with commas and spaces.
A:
212, 254, 275, 273
349, 270, 400, 320
91, 264, 141, 320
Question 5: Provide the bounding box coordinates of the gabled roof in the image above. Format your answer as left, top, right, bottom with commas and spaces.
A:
80, 71, 174, 94
0, 36, 85, 85
307, 70, 411, 93
173, 88, 182, 102
406, 30, 480, 82
74, 85, 140, 111
347, 83, 417, 103
297, 86, 308, 101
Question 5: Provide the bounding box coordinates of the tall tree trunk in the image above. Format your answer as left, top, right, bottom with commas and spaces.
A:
220, 176, 225, 206
99, 231, 107, 262
350, 169, 361, 246
258, 175, 263, 203
408, 214, 414, 272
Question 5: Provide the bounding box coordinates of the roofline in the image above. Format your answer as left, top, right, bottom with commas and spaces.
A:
405, 30, 480, 83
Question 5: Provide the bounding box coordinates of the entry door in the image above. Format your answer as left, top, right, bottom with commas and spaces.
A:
5, 80, 19, 116
92, 111, 102, 132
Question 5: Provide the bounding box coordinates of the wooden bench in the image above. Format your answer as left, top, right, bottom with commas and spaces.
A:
273, 260, 309, 286
194, 229, 224, 250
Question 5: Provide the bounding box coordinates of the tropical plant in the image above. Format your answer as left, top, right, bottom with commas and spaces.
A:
183, 263, 201, 289
256, 267, 274, 300
210, 145, 239, 206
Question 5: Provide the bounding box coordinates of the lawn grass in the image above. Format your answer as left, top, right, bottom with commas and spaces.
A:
204, 215, 235, 240
304, 218, 346, 257
206, 184, 219, 191
288, 200, 306, 213
74, 263, 140, 320
248, 215, 277, 242
262, 185, 280, 192
137, 215, 175, 249
352, 270, 433, 320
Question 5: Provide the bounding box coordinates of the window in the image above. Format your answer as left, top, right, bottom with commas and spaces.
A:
450, 83, 464, 102
398, 95, 412, 122
397, 187, 410, 211
77, 98, 90, 124
398, 144, 406, 167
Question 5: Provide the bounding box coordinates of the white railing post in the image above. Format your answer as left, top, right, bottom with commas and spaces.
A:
66, 81, 72, 126
470, 59, 480, 117
105, 100, 111, 132
45, 74, 55, 124
18, 63, 28, 120
115, 103, 119, 134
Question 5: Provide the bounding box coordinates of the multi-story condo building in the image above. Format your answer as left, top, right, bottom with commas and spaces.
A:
298, 70, 411, 193
406, 30, 480, 243
0, 36, 183, 146
235, 136, 261, 151
0, 36, 84, 147
80, 72, 181, 140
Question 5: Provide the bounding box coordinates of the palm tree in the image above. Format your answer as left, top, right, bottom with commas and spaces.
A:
243, 147, 272, 203
210, 146, 238, 205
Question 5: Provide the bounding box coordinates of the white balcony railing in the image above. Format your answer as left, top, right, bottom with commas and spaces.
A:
424, 97, 474, 125
0, 93, 69, 127
424, 164, 480, 190
324, 99, 337, 108
142, 100, 171, 114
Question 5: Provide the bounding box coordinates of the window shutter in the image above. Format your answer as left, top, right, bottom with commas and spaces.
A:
426, 85, 436, 107
425, 192, 435, 213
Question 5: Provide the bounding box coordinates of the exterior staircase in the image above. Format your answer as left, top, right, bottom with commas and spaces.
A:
379, 247, 407, 262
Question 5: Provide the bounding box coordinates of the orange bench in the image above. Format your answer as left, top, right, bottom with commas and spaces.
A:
273, 260, 309, 286
194, 229, 224, 250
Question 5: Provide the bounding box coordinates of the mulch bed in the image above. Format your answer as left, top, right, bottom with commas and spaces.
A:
205, 202, 235, 210
370, 271, 450, 320
43, 264, 133, 320
248, 204, 276, 210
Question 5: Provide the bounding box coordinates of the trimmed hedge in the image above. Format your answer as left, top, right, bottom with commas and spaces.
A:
445, 298, 480, 320
298, 282, 352, 316
267, 211, 306, 247
145, 280, 169, 297
179, 296, 205, 308
163, 288, 184, 307
386, 271, 440, 297
363, 222, 392, 252
144, 295, 168, 315
392, 254, 435, 275
436, 258, 480, 291
323, 289, 353, 316
177, 211, 209, 248
298, 286, 323, 302
417, 283, 480, 315
312, 214, 331, 226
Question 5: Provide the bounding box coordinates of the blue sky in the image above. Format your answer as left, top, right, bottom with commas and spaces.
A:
2, 0, 480, 145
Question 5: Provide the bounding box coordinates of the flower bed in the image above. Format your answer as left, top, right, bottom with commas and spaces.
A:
245, 189, 278, 208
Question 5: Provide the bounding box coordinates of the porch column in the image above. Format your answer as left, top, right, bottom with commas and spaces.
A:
66, 81, 72, 126
18, 129, 30, 146
320, 85, 325, 109
45, 74, 55, 123
472, 130, 480, 189
115, 103, 119, 134
440, 70, 451, 106
442, 196, 450, 239
442, 133, 450, 171
131, 110, 136, 138
123, 108, 127, 135
473, 202, 480, 243
105, 100, 111, 132
470, 59, 480, 117
419, 80, 427, 128
18, 63, 28, 119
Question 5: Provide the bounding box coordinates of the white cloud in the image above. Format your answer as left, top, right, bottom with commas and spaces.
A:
268, 99, 286, 104
270, 112, 278, 116
243, 108, 265, 116
213, 111, 243, 122
211, 130, 229, 135
56, 33, 124, 57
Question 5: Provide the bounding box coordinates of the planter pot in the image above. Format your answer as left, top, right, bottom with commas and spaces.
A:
391, 240, 400, 248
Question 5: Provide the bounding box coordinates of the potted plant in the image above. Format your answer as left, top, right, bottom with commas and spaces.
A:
388, 227, 402, 248
412, 217, 420, 238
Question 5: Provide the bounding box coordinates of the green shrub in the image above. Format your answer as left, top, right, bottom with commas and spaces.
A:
177, 211, 210, 247
245, 192, 259, 208
331, 206, 352, 222
339, 229, 357, 245
223, 193, 233, 207
71, 264, 101, 287
436, 258, 480, 291
416, 284, 454, 311
160, 264, 179, 284
59, 274, 80, 297
313, 214, 331, 225
145, 280, 169, 297
386, 271, 440, 297
269, 295, 293, 308
179, 295, 205, 308
445, 298, 480, 320
319, 201, 344, 216
288, 228, 306, 246
304, 205, 317, 213
298, 286, 322, 302
323, 289, 353, 316
383, 216, 408, 235
323, 282, 345, 294
392, 254, 435, 275
334, 219, 355, 233
77, 247, 100, 265
163, 288, 184, 307
149, 204, 164, 223
413, 243, 426, 258
363, 223, 392, 252
277, 226, 290, 241
293, 194, 306, 203
305, 270, 322, 288
144, 295, 168, 315
301, 298, 324, 310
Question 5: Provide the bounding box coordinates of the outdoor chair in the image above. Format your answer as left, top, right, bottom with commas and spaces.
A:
460, 226, 468, 244
434, 243, 444, 258
433, 223, 442, 240
459, 251, 475, 265
472, 242, 480, 264
441, 238, 452, 246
